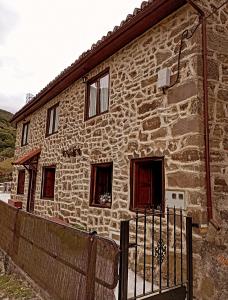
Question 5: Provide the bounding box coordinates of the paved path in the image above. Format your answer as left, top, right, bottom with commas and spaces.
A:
0, 193, 10, 203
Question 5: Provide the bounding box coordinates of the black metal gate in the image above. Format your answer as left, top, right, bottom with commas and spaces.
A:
118, 208, 193, 300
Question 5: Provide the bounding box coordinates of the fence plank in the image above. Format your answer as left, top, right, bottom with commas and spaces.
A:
0, 201, 119, 300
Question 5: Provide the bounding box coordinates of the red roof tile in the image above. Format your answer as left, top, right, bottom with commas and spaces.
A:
13, 148, 41, 165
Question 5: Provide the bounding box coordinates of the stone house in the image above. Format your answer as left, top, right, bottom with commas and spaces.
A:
10, 0, 228, 298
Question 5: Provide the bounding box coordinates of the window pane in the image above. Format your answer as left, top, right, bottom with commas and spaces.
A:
100, 74, 109, 113
96, 167, 112, 201
26, 123, 29, 144
90, 163, 112, 207
89, 83, 97, 117
54, 105, 59, 133
22, 123, 29, 145
23, 125, 27, 145
48, 108, 54, 134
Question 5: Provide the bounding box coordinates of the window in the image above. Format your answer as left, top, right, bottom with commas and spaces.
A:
21, 122, 30, 146
90, 163, 113, 208
17, 170, 25, 195
46, 104, 59, 136
41, 167, 56, 199
130, 158, 164, 211
86, 71, 109, 119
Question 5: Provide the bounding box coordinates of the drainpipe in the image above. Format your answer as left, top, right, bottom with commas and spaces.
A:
187, 1, 215, 225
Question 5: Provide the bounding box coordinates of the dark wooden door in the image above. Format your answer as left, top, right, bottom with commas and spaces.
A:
27, 169, 37, 212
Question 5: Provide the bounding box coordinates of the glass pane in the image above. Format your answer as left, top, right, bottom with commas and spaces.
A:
48, 109, 54, 134
54, 106, 59, 132
23, 124, 28, 145
89, 82, 97, 117
95, 165, 112, 205
22, 126, 26, 145
100, 74, 109, 113
26, 123, 29, 143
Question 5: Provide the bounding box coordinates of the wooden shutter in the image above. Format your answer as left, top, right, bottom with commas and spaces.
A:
17, 170, 25, 194
43, 168, 55, 198
135, 162, 152, 209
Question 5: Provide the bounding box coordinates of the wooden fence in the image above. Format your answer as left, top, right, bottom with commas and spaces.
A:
0, 201, 119, 300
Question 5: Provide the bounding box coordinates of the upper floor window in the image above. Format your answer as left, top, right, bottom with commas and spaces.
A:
17, 169, 25, 195
130, 158, 164, 211
21, 122, 30, 146
41, 166, 56, 199
46, 103, 59, 136
85, 71, 109, 119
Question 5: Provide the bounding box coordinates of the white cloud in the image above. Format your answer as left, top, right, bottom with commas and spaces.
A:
0, 0, 143, 113
0, 1, 18, 45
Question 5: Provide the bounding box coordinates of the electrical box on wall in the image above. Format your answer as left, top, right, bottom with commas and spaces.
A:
165, 190, 186, 210
157, 68, 171, 89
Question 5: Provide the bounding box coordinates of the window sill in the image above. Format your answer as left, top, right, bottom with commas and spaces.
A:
41, 197, 54, 201
90, 203, 112, 209
129, 207, 164, 214
45, 131, 58, 138
85, 110, 109, 122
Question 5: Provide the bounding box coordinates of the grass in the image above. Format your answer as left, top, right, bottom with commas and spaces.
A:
0, 274, 38, 299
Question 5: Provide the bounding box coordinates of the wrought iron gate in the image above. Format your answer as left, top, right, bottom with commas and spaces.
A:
118, 208, 193, 300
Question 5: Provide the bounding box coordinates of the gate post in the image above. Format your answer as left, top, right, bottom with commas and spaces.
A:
118, 220, 129, 300
186, 217, 193, 300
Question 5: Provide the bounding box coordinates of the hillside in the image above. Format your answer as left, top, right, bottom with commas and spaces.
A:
0, 109, 16, 182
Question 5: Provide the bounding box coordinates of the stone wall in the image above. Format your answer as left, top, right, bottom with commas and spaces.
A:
12, 4, 205, 233
11, 1, 228, 299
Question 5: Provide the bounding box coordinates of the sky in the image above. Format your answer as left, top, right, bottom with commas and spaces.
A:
0, 0, 143, 114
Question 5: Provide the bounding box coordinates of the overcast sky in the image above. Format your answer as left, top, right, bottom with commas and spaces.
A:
0, 0, 143, 114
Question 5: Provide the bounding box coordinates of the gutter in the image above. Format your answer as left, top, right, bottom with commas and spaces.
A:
187, 1, 220, 230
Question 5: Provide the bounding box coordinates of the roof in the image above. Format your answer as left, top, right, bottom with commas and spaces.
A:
11, 0, 187, 124
13, 148, 41, 165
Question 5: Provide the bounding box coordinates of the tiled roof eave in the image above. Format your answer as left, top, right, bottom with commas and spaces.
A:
13, 148, 41, 165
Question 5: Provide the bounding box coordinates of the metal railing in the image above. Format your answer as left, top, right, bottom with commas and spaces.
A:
118, 208, 193, 300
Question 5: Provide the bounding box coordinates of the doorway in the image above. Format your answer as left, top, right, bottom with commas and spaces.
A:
27, 168, 37, 212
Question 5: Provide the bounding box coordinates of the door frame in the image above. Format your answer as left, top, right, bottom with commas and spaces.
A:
27, 167, 37, 213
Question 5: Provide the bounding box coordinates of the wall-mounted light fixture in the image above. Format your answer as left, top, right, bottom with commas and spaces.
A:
82, 76, 88, 84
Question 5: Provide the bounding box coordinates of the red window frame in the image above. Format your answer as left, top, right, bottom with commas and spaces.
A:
17, 169, 25, 195
85, 69, 110, 120
41, 166, 56, 199
89, 162, 113, 208
130, 157, 164, 211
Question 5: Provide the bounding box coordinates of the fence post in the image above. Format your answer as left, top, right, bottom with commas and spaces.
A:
118, 220, 129, 300
86, 233, 97, 300
186, 217, 193, 300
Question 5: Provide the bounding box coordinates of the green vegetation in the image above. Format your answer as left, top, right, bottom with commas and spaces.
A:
71, 223, 87, 231
0, 274, 37, 299
0, 109, 16, 182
